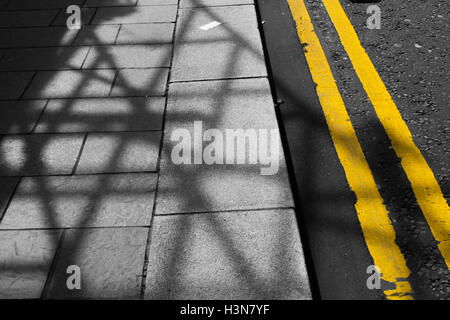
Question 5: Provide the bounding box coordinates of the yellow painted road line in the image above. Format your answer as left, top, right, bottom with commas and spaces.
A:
322, 0, 450, 269
286, 0, 412, 299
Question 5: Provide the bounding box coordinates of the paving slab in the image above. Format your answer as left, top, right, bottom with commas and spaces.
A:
180, 0, 254, 7
0, 134, 84, 176
73, 25, 120, 46
0, 72, 34, 100
52, 8, 96, 26
46, 227, 147, 299
0, 10, 58, 28
145, 209, 311, 299
82, 45, 172, 69
0, 230, 61, 299
92, 6, 177, 24
0, 173, 157, 229
0, 47, 89, 71
156, 78, 293, 215
76, 132, 161, 174
5, 0, 84, 10
85, 0, 137, 7
35, 97, 165, 133
24, 70, 116, 99
138, 0, 178, 5
115, 23, 174, 44
0, 27, 78, 48
171, 5, 266, 81
0, 100, 47, 134
110, 68, 168, 97
0, 177, 19, 218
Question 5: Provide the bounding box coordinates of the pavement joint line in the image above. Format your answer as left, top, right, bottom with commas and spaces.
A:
0, 176, 21, 224
322, 0, 450, 270
71, 133, 88, 175
30, 98, 51, 133
139, 0, 181, 298
287, 0, 413, 300
48, 8, 60, 26
0, 226, 153, 232
41, 229, 65, 299
16, 70, 36, 100
153, 206, 296, 217
168, 75, 268, 84
0, 67, 172, 72
0, 170, 160, 178
79, 46, 92, 69
113, 24, 123, 44
107, 69, 120, 96
0, 129, 163, 137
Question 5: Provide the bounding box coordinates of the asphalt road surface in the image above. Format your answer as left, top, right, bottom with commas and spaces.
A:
257, 0, 449, 299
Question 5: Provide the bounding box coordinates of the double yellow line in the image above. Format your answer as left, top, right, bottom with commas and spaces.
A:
286, 0, 450, 299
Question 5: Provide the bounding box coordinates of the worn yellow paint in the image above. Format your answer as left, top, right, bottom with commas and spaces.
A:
286, 0, 413, 299
322, 0, 450, 269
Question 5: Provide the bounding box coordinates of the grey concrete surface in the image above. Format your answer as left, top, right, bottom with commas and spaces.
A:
73, 25, 121, 46
34, 97, 165, 133
0, 10, 58, 27
145, 209, 311, 299
0, 230, 61, 299
110, 68, 169, 96
1, 173, 157, 229
46, 227, 148, 299
92, 6, 177, 24
0, 100, 48, 134
75, 132, 161, 174
24, 70, 116, 99
0, 72, 34, 100
0, 134, 84, 176
0, 27, 78, 48
0, 177, 19, 218
171, 5, 266, 81
115, 23, 174, 44
0, 47, 90, 71
180, 0, 254, 8
156, 78, 293, 215
82, 45, 172, 69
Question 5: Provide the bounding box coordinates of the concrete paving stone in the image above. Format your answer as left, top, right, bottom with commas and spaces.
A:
85, 0, 137, 7
145, 209, 311, 299
35, 97, 165, 133
0, 47, 89, 71
76, 132, 161, 174
171, 5, 267, 81
0, 177, 19, 218
24, 70, 116, 99
52, 7, 96, 26
156, 78, 293, 214
0, 173, 157, 229
73, 25, 120, 46
0, 72, 34, 100
115, 23, 174, 44
0, 27, 78, 48
0, 100, 48, 134
180, 0, 254, 7
83, 45, 172, 69
0, 10, 58, 27
137, 0, 178, 5
110, 68, 168, 97
0, 134, 84, 176
46, 227, 147, 299
5, 0, 84, 10
92, 6, 177, 24
0, 230, 61, 299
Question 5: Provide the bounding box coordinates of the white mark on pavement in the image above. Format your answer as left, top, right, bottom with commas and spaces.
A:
200, 21, 222, 31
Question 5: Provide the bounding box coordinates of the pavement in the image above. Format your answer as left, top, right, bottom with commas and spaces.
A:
0, 0, 312, 299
